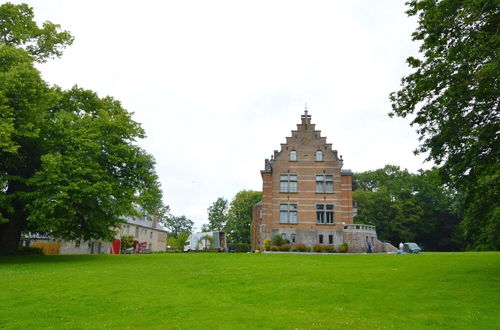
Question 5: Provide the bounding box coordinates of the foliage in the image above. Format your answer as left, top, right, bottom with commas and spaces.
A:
324, 245, 336, 253
263, 238, 271, 251
225, 190, 262, 243
296, 243, 308, 252
167, 231, 190, 251
197, 235, 214, 250
0, 2, 73, 62
390, 0, 499, 250
204, 197, 229, 232
161, 214, 193, 238
279, 244, 291, 251
15, 246, 43, 255
228, 242, 251, 253
120, 236, 134, 251
0, 3, 164, 254
270, 245, 279, 251
338, 243, 349, 253
353, 165, 461, 250
271, 234, 285, 247
312, 244, 325, 253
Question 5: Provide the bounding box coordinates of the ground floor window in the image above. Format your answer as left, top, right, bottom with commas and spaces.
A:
280, 204, 298, 223
328, 235, 333, 244
316, 204, 334, 224
319, 234, 324, 244
291, 233, 296, 243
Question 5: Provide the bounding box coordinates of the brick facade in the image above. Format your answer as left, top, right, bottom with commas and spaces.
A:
251, 110, 395, 253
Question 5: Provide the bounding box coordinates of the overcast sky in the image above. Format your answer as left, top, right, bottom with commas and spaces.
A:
15, 0, 430, 230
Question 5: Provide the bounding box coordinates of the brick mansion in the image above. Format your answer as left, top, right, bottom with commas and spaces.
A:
251, 109, 396, 253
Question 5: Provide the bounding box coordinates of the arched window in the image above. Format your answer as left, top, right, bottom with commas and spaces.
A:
316, 150, 323, 161
290, 150, 297, 161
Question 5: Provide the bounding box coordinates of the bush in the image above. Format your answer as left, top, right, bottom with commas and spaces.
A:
16, 246, 43, 255
291, 247, 298, 252
306, 246, 312, 252
296, 243, 307, 252
338, 242, 349, 253
271, 235, 285, 247
324, 244, 337, 253
312, 244, 325, 253
228, 243, 251, 253
120, 236, 134, 252
279, 244, 291, 251
264, 238, 271, 251
270, 245, 279, 251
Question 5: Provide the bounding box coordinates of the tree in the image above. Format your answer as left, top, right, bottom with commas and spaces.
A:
167, 231, 189, 251
353, 165, 461, 250
225, 190, 262, 243
390, 0, 499, 250
0, 3, 163, 254
203, 197, 229, 232
161, 215, 194, 238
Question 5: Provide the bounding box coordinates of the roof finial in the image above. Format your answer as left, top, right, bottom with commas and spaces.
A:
304, 102, 308, 116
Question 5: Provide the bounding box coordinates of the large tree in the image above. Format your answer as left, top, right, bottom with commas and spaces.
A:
389, 0, 499, 250
161, 215, 194, 238
225, 190, 262, 243
353, 165, 461, 251
203, 197, 229, 232
0, 3, 163, 254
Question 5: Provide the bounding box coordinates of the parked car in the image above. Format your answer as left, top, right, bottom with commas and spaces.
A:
403, 242, 421, 254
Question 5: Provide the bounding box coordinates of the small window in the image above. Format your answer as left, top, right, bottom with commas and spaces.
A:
290, 150, 297, 161
135, 227, 139, 238
291, 233, 296, 243
319, 234, 324, 244
328, 235, 333, 244
316, 150, 323, 161
150, 231, 153, 239
75, 241, 80, 248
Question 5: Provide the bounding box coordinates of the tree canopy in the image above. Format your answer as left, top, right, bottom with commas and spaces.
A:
225, 190, 262, 243
0, 3, 163, 254
161, 214, 194, 238
203, 197, 229, 232
389, 0, 499, 250
353, 165, 461, 251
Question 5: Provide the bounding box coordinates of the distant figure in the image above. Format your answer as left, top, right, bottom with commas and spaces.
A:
399, 242, 404, 252
367, 241, 373, 253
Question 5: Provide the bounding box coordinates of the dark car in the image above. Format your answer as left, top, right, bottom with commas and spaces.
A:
403, 242, 421, 254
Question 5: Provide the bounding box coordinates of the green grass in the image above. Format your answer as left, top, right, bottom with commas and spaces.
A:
0, 252, 499, 329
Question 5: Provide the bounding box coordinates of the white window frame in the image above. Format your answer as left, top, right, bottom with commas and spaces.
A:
280, 204, 298, 224
316, 204, 334, 224
316, 175, 334, 193
316, 150, 323, 161
290, 150, 297, 161
280, 174, 298, 193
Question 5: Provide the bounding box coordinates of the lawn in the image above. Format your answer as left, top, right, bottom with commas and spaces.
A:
0, 252, 498, 329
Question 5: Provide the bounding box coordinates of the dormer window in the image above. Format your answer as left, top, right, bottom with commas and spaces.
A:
316, 150, 323, 161
290, 150, 297, 161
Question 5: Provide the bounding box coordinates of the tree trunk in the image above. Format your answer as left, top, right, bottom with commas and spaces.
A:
0, 221, 22, 255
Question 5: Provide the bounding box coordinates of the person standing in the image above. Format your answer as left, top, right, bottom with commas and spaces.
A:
399, 242, 404, 252
367, 241, 373, 253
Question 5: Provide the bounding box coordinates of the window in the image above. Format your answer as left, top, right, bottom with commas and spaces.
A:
75, 241, 80, 248
316, 204, 334, 224
291, 233, 296, 243
125, 225, 130, 235
281, 233, 287, 240
280, 204, 298, 223
316, 150, 323, 161
328, 235, 333, 244
280, 174, 297, 193
316, 175, 333, 193
319, 234, 324, 244
290, 150, 297, 161
135, 227, 139, 238
150, 231, 153, 239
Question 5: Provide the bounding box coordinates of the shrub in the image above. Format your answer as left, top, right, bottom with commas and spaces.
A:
270, 245, 279, 251
271, 235, 285, 247
296, 243, 307, 252
280, 244, 291, 251
264, 238, 271, 251
312, 244, 325, 253
120, 236, 134, 252
228, 243, 251, 253
324, 244, 336, 253
16, 246, 43, 255
306, 246, 312, 252
291, 247, 298, 252
338, 242, 349, 253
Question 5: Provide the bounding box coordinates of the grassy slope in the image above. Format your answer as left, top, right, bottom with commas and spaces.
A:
0, 252, 498, 329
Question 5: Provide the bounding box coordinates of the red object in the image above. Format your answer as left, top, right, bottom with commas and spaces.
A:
139, 242, 147, 249
110, 239, 121, 254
